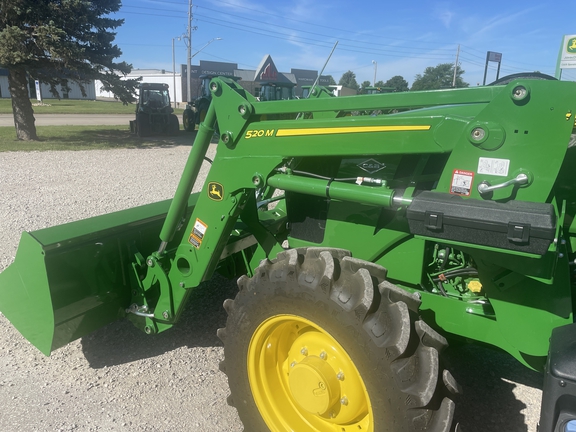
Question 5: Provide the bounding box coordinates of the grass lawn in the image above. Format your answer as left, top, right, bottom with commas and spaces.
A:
0, 125, 193, 151
0, 98, 185, 115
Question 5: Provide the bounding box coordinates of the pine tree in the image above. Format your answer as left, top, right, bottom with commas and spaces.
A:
0, 0, 139, 140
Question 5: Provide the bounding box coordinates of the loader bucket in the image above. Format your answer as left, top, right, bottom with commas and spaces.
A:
0, 196, 197, 356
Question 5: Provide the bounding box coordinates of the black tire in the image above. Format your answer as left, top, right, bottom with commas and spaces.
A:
136, 113, 150, 137
218, 248, 459, 432
183, 110, 195, 132
488, 72, 556, 86
169, 114, 179, 136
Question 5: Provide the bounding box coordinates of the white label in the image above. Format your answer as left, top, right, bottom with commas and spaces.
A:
477, 157, 510, 177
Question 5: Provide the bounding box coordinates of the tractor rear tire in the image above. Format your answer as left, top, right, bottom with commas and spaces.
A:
218, 248, 459, 432
136, 113, 150, 137
169, 114, 179, 136
183, 110, 195, 132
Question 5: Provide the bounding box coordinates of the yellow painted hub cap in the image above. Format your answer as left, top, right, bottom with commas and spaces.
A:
247, 314, 373, 431
289, 355, 340, 415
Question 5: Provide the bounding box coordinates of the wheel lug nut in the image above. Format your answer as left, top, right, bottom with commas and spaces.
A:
320, 351, 327, 360
300, 347, 308, 356
340, 396, 348, 406
336, 371, 345, 381
290, 361, 296, 368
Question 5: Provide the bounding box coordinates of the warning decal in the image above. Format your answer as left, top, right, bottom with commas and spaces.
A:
189, 218, 208, 249
450, 169, 474, 196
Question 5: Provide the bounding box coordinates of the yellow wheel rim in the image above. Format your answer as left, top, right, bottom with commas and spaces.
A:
248, 314, 373, 431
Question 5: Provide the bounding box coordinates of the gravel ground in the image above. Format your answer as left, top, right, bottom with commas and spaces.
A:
0, 145, 544, 431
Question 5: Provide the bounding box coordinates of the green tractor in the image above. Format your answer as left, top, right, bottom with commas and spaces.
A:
3, 75, 576, 431
363, 86, 395, 94
129, 83, 179, 137
183, 74, 241, 132
258, 81, 297, 101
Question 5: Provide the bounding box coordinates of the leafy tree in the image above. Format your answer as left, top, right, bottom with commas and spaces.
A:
338, 70, 359, 91
374, 80, 386, 88
411, 63, 469, 91
0, 0, 139, 140
383, 75, 409, 92
323, 75, 337, 85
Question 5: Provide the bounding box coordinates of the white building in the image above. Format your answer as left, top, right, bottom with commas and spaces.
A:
0, 68, 96, 100
95, 69, 183, 105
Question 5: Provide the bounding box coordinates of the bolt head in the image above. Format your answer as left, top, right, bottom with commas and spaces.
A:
319, 351, 327, 360
471, 127, 486, 141
340, 396, 348, 406
512, 85, 528, 100
300, 347, 308, 356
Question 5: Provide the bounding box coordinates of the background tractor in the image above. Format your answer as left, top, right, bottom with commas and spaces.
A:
2, 76, 576, 432
130, 82, 179, 137
183, 74, 241, 132
258, 81, 297, 101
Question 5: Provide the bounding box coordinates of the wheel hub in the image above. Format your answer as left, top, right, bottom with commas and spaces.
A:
289, 355, 339, 415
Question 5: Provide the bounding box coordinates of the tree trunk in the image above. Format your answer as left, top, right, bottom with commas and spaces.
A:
7, 68, 38, 141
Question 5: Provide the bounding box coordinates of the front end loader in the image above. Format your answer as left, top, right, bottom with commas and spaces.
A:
2, 76, 576, 431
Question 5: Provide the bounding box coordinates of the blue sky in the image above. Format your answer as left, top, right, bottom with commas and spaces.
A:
114, 0, 576, 87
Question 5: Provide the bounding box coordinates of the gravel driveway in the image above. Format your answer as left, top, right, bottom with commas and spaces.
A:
0, 146, 544, 431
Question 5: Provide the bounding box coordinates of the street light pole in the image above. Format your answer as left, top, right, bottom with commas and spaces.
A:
172, 38, 177, 108
186, 0, 193, 104
372, 60, 377, 86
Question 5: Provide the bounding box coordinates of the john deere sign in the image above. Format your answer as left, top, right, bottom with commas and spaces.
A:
559, 34, 576, 71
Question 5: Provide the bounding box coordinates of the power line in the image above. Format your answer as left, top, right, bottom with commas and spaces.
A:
119, 1, 559, 80
121, 4, 456, 58
126, 0, 459, 51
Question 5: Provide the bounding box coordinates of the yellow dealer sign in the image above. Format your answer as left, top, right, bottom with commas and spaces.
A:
560, 34, 576, 68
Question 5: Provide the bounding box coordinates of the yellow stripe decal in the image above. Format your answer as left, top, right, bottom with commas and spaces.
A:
275, 125, 431, 137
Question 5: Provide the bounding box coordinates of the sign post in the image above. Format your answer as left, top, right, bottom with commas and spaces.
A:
482, 51, 502, 85
556, 34, 576, 79
34, 80, 42, 103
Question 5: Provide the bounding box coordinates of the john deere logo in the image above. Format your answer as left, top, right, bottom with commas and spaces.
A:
208, 182, 224, 201
567, 37, 576, 54
358, 158, 386, 174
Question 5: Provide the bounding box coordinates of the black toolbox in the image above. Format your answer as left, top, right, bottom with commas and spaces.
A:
406, 191, 556, 255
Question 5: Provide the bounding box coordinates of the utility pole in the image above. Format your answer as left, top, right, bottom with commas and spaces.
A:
172, 38, 176, 108
372, 60, 377, 86
186, 0, 193, 104
452, 44, 460, 87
